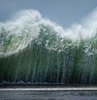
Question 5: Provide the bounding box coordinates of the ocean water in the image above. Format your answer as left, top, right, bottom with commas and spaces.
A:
0, 10, 97, 85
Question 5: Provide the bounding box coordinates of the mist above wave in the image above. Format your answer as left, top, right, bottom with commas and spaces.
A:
0, 9, 97, 57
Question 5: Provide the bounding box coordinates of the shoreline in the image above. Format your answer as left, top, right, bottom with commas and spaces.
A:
0, 87, 97, 91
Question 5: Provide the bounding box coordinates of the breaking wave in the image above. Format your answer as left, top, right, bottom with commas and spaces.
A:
0, 9, 97, 84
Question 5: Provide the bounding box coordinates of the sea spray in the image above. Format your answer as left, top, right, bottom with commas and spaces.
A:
0, 10, 97, 84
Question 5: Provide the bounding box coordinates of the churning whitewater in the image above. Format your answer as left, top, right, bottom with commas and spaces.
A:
0, 9, 97, 84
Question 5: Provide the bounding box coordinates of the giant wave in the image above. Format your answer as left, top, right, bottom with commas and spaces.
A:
0, 9, 97, 84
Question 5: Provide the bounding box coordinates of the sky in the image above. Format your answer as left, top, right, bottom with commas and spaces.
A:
0, 0, 97, 28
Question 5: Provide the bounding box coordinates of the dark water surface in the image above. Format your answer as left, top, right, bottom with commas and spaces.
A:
0, 88, 97, 100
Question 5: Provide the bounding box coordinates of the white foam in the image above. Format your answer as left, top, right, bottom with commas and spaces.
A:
0, 8, 97, 56
63, 8, 97, 40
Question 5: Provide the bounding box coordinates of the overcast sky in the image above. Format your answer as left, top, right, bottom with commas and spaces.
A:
0, 0, 97, 28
